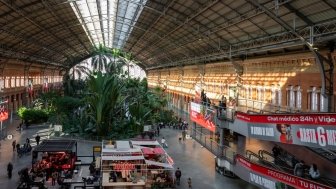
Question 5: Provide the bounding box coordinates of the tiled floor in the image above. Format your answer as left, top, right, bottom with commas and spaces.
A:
0, 116, 259, 189
161, 128, 259, 189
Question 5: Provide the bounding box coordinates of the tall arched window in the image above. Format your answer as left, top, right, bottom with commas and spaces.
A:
271, 84, 276, 104
277, 85, 282, 106
295, 85, 302, 110
287, 85, 295, 109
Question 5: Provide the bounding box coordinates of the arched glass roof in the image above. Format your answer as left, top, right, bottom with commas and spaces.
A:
0, 0, 335, 70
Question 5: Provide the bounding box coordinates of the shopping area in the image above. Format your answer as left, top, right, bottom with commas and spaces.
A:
166, 93, 336, 189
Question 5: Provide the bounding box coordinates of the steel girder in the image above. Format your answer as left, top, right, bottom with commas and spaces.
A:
133, 0, 219, 57
71, 2, 96, 45
42, 0, 90, 53
145, 0, 292, 67
0, 0, 81, 56
95, 0, 106, 46
147, 18, 336, 70
126, 0, 177, 52
247, 0, 335, 112
0, 44, 63, 67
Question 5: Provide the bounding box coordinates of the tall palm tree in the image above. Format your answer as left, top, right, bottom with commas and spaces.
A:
69, 62, 89, 80
85, 71, 124, 136
90, 44, 111, 72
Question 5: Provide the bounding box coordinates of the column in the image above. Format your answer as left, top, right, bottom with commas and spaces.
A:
237, 134, 246, 155
192, 122, 196, 138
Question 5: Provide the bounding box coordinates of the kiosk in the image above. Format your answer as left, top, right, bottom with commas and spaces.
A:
101, 140, 174, 189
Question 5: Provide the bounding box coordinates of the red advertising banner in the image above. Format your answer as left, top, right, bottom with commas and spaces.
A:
236, 112, 336, 126
0, 100, 8, 121
0, 110, 8, 121
190, 102, 216, 132
235, 112, 336, 149
236, 155, 333, 189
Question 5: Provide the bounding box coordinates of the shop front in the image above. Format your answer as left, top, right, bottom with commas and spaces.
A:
101, 140, 174, 189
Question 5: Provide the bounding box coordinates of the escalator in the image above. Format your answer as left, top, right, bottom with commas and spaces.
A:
256, 149, 336, 188
308, 147, 336, 163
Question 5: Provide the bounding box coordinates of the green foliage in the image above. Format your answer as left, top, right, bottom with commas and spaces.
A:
17, 107, 49, 124
57, 46, 171, 139
54, 96, 83, 114
85, 71, 124, 136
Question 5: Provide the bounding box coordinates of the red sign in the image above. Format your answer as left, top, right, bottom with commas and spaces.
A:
0, 111, 8, 121
113, 163, 135, 170
236, 155, 332, 189
190, 102, 216, 132
0, 101, 8, 121
236, 112, 336, 126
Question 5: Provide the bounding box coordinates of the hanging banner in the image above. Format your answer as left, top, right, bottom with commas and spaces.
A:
190, 102, 216, 132
27, 79, 33, 96
0, 100, 8, 121
234, 155, 333, 189
236, 112, 336, 149
43, 78, 48, 93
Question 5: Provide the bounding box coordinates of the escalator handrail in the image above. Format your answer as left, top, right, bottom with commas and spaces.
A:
245, 150, 261, 161
306, 147, 336, 163
235, 154, 335, 189
258, 149, 274, 160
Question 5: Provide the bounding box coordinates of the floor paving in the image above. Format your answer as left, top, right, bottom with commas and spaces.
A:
161, 128, 259, 189
0, 115, 259, 189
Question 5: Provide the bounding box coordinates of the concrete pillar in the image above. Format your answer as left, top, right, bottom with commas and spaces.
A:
219, 128, 225, 146
192, 122, 196, 138
218, 128, 225, 157
237, 134, 246, 155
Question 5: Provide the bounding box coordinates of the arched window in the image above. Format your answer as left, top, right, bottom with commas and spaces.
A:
295, 85, 302, 110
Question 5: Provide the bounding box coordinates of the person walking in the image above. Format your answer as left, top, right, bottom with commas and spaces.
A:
175, 167, 182, 185
161, 137, 167, 148
187, 177, 192, 189
157, 125, 160, 136
12, 140, 16, 152
182, 130, 186, 141
35, 134, 41, 145
26, 137, 30, 144
51, 171, 58, 186
7, 162, 13, 179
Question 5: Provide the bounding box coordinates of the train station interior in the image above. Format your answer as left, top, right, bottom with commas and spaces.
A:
0, 0, 336, 189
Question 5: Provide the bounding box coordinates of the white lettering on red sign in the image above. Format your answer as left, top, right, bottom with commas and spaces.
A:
250, 173, 276, 189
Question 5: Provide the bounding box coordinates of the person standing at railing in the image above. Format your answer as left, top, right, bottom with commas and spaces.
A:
294, 160, 305, 177
309, 164, 320, 180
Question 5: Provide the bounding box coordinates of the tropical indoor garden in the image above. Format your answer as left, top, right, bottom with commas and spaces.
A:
17, 45, 176, 140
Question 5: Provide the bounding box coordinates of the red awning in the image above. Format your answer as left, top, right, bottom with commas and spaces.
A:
142, 148, 155, 155
142, 147, 165, 155
153, 147, 165, 154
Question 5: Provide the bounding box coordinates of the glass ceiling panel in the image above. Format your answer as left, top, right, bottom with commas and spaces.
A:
70, 0, 147, 49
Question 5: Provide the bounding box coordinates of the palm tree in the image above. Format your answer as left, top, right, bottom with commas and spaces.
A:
69, 62, 89, 80
85, 71, 124, 136
90, 44, 111, 72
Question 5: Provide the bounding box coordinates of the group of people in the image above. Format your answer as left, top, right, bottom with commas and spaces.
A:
272, 145, 321, 180
294, 160, 321, 180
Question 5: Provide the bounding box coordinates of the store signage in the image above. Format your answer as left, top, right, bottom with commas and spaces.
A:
189, 102, 216, 132
113, 163, 135, 170
0, 100, 8, 121
236, 112, 336, 149
235, 155, 332, 189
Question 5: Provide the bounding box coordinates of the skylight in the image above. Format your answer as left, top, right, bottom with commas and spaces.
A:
70, 0, 147, 49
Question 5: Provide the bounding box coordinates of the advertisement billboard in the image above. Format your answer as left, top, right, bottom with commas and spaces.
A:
0, 100, 8, 121
234, 155, 333, 189
236, 112, 336, 149
190, 102, 216, 132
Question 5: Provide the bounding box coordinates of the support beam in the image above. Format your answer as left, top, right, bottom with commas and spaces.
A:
246, 0, 334, 112
283, 3, 314, 26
